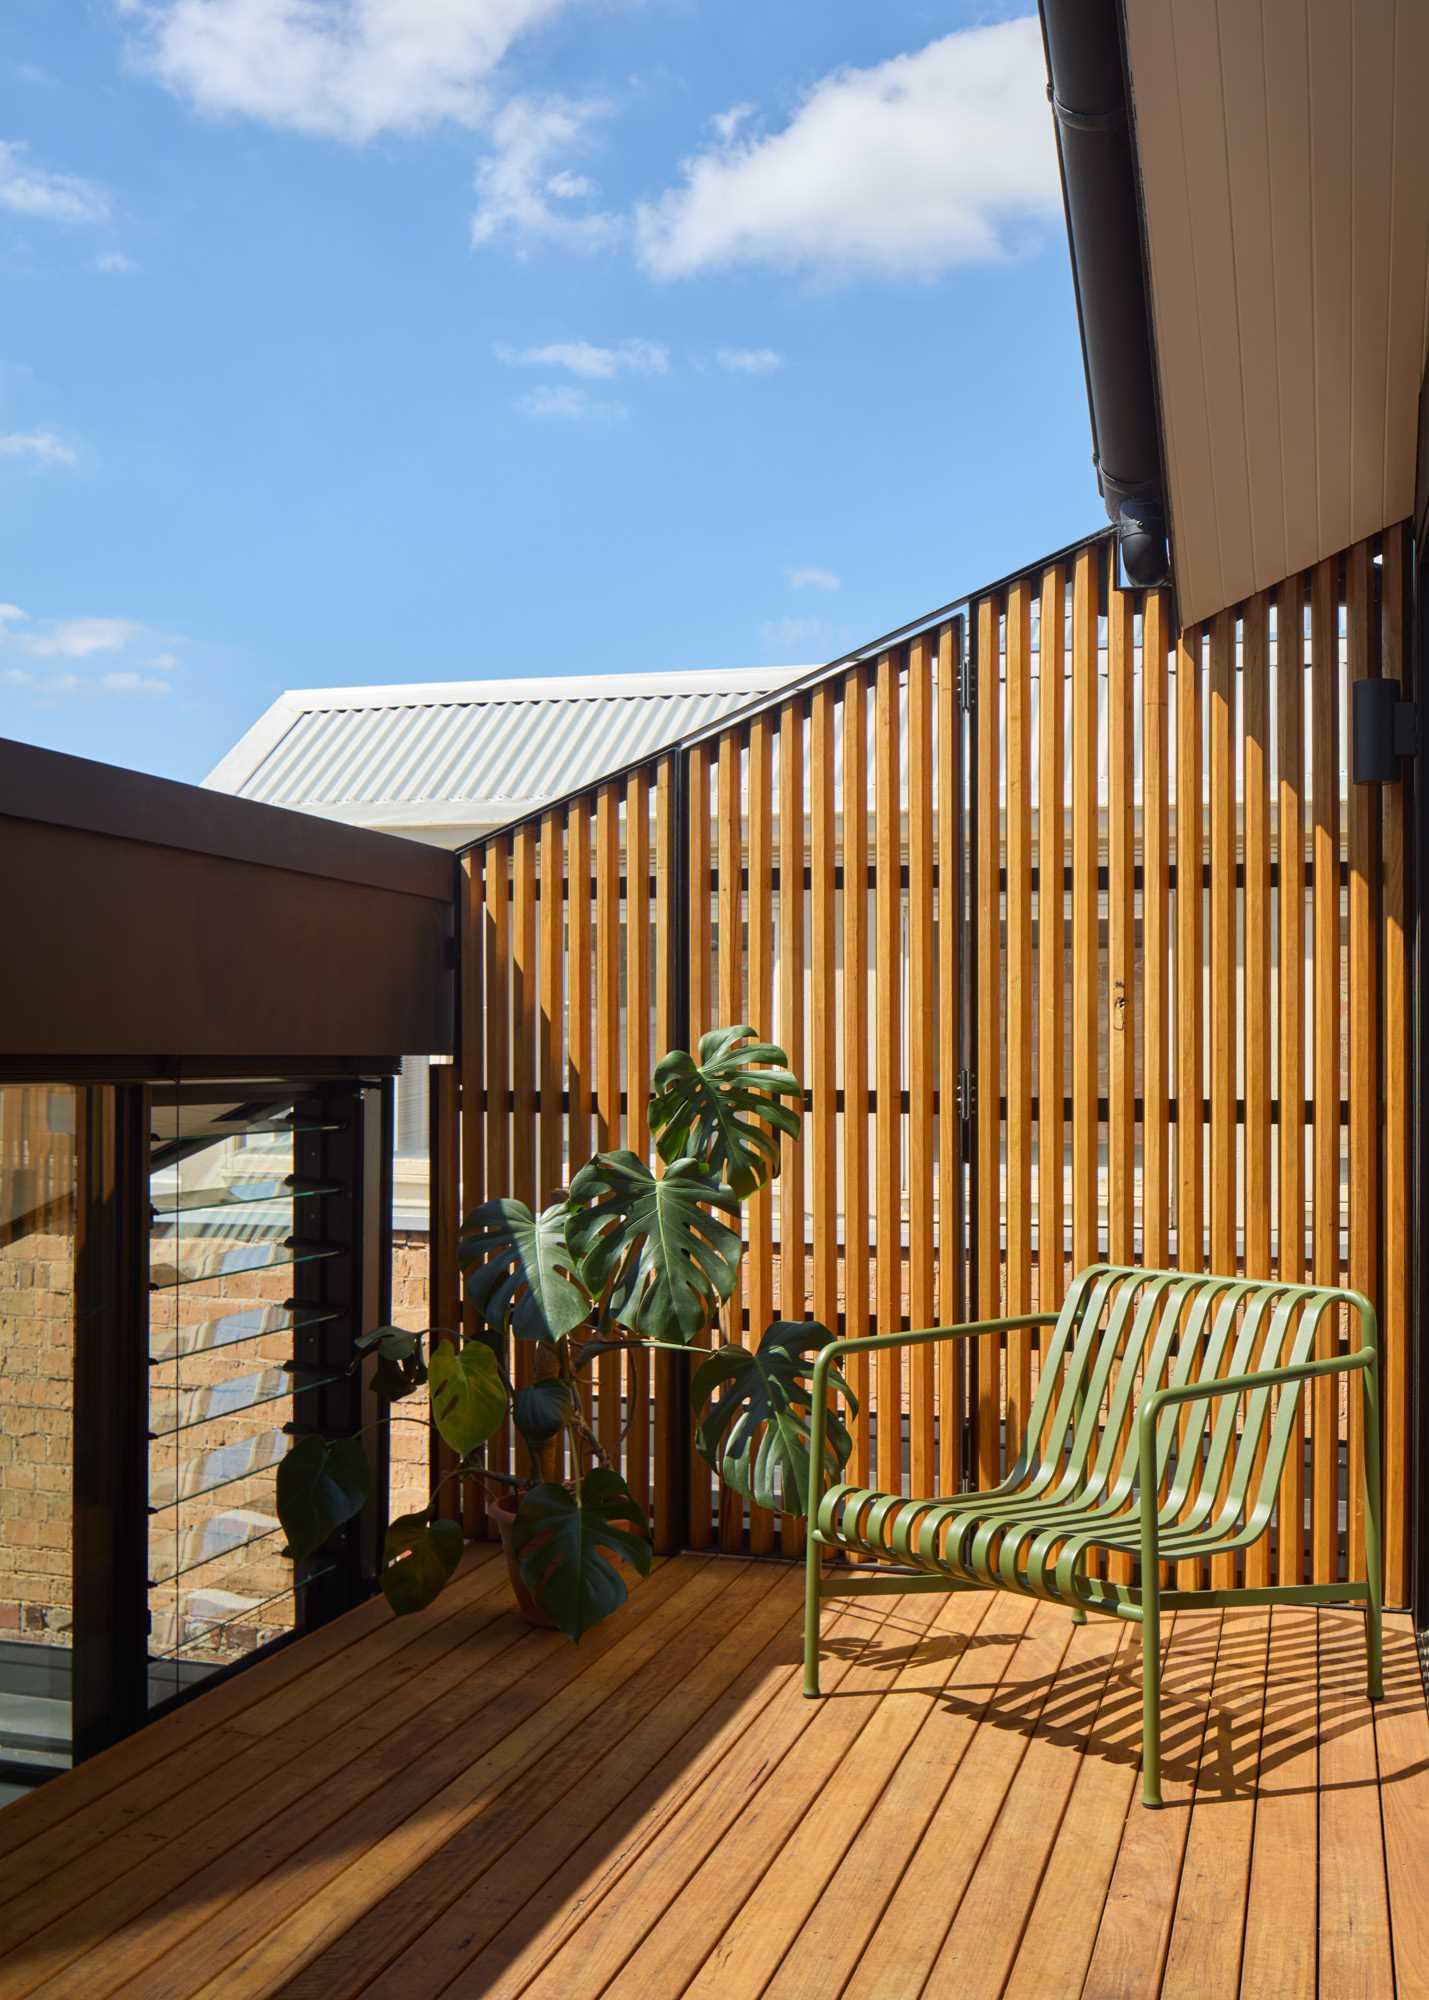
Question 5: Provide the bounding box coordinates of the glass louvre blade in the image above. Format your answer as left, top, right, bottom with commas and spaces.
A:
213, 1120, 343, 1136
146, 1568, 334, 1668
157, 1178, 340, 1216
149, 1302, 340, 1363
147, 1086, 354, 1709
148, 1365, 340, 1438
149, 1429, 288, 1511
148, 1241, 341, 1289
148, 1507, 283, 1586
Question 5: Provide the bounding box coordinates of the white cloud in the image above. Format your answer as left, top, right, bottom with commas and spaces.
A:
19, 616, 143, 659
118, 0, 571, 143
0, 431, 77, 468
97, 668, 171, 695
471, 95, 616, 251
760, 615, 825, 651
635, 19, 1059, 281
788, 566, 839, 592
717, 346, 783, 375
495, 337, 667, 379
95, 249, 138, 274
0, 606, 172, 692
516, 383, 628, 423
0, 140, 111, 225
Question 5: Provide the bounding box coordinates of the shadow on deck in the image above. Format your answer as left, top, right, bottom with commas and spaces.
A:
0, 1546, 1424, 1998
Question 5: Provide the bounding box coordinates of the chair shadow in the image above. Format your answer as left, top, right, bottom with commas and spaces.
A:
818, 1602, 1429, 1801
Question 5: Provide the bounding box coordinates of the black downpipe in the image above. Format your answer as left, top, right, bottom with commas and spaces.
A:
1411, 539, 1429, 1633
1039, 0, 1169, 588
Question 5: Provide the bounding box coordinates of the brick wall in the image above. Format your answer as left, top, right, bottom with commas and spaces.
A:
0, 1203, 76, 1649
389, 1232, 432, 1521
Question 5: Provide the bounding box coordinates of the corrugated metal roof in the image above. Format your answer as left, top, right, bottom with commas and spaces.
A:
204, 668, 809, 833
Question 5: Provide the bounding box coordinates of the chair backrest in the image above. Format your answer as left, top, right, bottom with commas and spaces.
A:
1017, 1266, 1359, 1531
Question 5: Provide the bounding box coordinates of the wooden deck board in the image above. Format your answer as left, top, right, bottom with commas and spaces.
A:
0, 1558, 1421, 2000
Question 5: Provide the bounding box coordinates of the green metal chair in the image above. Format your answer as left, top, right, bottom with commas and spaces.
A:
803, 1265, 1382, 1807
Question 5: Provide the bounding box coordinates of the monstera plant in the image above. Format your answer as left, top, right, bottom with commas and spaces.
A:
276, 1026, 857, 1639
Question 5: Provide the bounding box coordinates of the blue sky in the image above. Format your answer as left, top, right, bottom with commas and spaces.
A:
1, 1, 1099, 785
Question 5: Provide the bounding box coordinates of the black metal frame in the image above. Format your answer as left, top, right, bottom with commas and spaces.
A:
1411, 539, 1429, 1632
72, 1086, 150, 1761
2, 1061, 399, 1771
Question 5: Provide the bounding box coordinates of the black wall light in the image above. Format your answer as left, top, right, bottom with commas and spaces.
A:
1352, 677, 1420, 784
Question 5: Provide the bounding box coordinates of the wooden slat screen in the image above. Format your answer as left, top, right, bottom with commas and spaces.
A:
454, 523, 1412, 1599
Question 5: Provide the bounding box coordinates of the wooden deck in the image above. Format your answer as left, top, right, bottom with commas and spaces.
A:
0, 1546, 1425, 1998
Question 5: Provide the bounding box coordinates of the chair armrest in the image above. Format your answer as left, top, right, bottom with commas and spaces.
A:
1132, 1347, 1377, 1573
805, 1315, 1058, 1521
1138, 1346, 1374, 1431
811, 1313, 1057, 1385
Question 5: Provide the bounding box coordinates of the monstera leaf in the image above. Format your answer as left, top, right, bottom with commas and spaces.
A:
567, 1151, 741, 1345
354, 1324, 428, 1402
692, 1320, 856, 1516
381, 1512, 464, 1616
510, 1469, 652, 1640
513, 1376, 577, 1448
428, 1337, 507, 1457
649, 1025, 803, 1198
459, 1198, 591, 1343
277, 1434, 372, 1560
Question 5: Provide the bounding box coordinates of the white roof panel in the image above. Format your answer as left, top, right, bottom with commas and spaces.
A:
205, 667, 810, 832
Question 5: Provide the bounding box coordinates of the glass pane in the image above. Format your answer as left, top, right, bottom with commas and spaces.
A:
147, 1097, 309, 1709
0, 1085, 79, 1788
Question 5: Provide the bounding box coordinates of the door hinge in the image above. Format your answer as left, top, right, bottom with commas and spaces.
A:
960, 1416, 977, 1489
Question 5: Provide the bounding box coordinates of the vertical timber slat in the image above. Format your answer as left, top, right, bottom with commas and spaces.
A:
975, 595, 1003, 1481
1038, 569, 1067, 1317
1141, 592, 1170, 1273
1346, 539, 1378, 1580
459, 854, 486, 1537
746, 717, 775, 1554
936, 621, 964, 1490
842, 672, 871, 1495
1277, 576, 1308, 1587
874, 651, 903, 1495
687, 744, 714, 1548
1311, 557, 1340, 1582
652, 757, 679, 1552
907, 635, 936, 1495
1004, 582, 1034, 1457
1242, 593, 1273, 1585
1208, 611, 1237, 1589
779, 696, 808, 1562
625, 769, 652, 1517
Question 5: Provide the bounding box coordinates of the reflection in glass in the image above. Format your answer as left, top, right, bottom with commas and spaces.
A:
0, 1085, 79, 1792
147, 1098, 313, 1707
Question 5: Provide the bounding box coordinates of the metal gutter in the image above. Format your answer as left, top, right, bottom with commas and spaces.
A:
1038, 0, 1169, 588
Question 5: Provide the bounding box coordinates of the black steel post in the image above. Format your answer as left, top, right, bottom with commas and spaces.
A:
72, 1084, 150, 1759
669, 752, 694, 1552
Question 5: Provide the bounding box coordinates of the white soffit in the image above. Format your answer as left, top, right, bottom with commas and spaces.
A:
1122, 0, 1429, 628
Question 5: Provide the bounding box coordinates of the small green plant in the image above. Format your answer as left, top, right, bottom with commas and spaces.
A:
276, 1026, 857, 1638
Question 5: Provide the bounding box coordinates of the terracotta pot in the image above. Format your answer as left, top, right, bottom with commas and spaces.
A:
488, 1492, 559, 1628
488, 1490, 651, 1630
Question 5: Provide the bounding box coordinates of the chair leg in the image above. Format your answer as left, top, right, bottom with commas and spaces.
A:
1140, 1587, 1162, 1808
803, 1534, 823, 1698
1366, 1588, 1384, 1703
